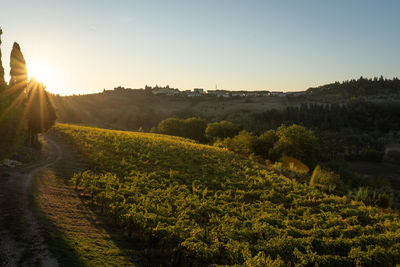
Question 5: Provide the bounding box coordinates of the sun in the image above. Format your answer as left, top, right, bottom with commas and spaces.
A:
28, 61, 54, 87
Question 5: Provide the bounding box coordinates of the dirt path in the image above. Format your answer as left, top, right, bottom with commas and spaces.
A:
0, 134, 62, 266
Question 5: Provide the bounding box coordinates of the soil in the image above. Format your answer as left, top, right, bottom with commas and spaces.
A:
0, 135, 62, 266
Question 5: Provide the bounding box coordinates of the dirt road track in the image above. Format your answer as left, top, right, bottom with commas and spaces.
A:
0, 134, 62, 266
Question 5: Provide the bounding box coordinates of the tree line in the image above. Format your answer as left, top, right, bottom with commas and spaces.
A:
306, 76, 400, 97
252, 100, 400, 133
0, 28, 56, 160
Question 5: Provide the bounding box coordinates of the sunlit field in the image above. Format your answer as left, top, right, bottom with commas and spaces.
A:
50, 123, 400, 266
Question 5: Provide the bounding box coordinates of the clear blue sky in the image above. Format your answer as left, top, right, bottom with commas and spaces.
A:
1, 0, 399, 95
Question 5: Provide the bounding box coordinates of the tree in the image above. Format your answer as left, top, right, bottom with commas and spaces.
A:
8, 42, 28, 101
0, 27, 6, 90
25, 79, 57, 145
205, 120, 242, 141
273, 124, 320, 168
183, 117, 207, 142
252, 130, 278, 159
217, 130, 255, 155
158, 118, 185, 137
157, 117, 207, 142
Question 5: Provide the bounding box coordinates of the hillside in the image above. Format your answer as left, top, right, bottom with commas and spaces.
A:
50, 123, 400, 266
50, 90, 291, 131
50, 77, 400, 133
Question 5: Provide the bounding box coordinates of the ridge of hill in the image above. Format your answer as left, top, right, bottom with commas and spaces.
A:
50, 77, 400, 133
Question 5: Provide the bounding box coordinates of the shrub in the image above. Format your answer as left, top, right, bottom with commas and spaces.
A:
205, 120, 242, 141
158, 117, 185, 137
252, 130, 277, 159
184, 117, 207, 142
273, 124, 320, 168
310, 165, 340, 192
353, 186, 393, 209
157, 117, 207, 142
217, 130, 255, 155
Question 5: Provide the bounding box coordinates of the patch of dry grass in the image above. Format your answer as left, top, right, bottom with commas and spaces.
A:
32, 135, 151, 266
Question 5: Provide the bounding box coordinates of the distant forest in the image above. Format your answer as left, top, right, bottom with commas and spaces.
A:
306, 76, 400, 97
251, 100, 400, 133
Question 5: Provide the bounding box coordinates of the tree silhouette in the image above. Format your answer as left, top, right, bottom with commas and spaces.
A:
0, 27, 6, 90
25, 79, 57, 145
8, 42, 28, 100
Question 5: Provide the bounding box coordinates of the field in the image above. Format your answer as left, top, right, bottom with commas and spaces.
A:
50, 123, 400, 266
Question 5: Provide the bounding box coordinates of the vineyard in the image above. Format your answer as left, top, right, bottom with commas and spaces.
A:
52, 123, 400, 266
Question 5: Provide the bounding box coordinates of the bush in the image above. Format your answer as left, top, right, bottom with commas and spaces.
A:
157, 117, 207, 142
353, 186, 393, 209
184, 118, 207, 142
310, 165, 340, 192
205, 120, 242, 141
252, 130, 277, 159
216, 130, 255, 155
273, 124, 320, 168
158, 117, 185, 137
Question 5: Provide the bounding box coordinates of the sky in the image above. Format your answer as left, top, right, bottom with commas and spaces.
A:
0, 0, 399, 95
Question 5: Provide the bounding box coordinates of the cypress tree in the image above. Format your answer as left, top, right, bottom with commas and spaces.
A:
9, 42, 28, 98
0, 27, 6, 90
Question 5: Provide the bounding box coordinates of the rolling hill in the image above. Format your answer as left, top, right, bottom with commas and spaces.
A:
50, 123, 400, 266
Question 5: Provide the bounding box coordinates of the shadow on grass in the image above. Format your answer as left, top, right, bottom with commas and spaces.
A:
31, 176, 86, 267
38, 133, 168, 266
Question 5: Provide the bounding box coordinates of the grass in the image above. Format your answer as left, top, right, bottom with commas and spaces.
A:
32, 134, 154, 266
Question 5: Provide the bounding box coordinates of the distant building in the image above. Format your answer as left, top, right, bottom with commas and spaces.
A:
269, 91, 286, 97
230, 90, 271, 97
207, 89, 230, 98
185, 89, 204, 97
231, 91, 246, 97
152, 88, 179, 95
193, 88, 204, 94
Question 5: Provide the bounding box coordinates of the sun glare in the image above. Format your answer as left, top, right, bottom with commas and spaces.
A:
28, 61, 54, 88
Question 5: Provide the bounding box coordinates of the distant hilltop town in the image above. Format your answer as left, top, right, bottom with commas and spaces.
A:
105, 85, 306, 98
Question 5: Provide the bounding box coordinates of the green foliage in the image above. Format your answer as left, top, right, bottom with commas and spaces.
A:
215, 130, 255, 155
271, 161, 310, 184
310, 165, 341, 192
353, 187, 393, 209
307, 76, 400, 98
54, 123, 400, 266
182, 117, 207, 142
253, 100, 400, 134
205, 120, 242, 141
158, 117, 185, 136
0, 93, 26, 158
274, 124, 320, 168
157, 117, 207, 142
251, 129, 277, 159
